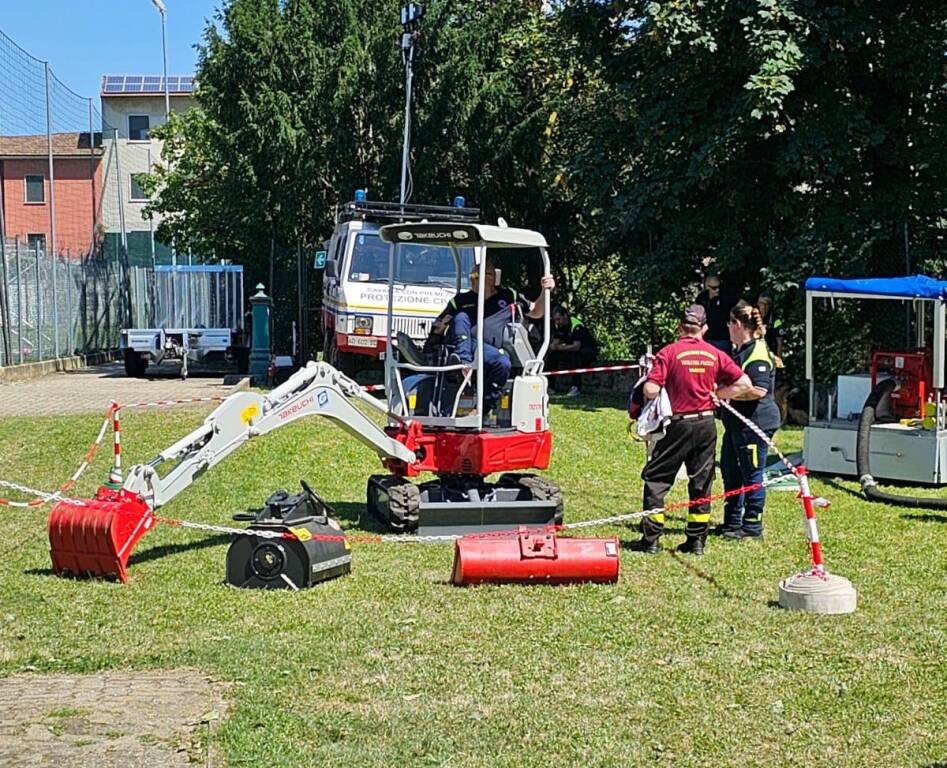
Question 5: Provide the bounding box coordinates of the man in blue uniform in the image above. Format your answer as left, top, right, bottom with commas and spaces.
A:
428, 256, 554, 412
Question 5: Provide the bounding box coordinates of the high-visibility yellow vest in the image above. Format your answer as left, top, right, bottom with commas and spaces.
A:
741, 338, 775, 371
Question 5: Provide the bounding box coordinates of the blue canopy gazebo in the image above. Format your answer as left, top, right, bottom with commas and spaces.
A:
803, 275, 947, 484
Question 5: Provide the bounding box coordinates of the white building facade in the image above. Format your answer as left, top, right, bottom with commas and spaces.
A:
100, 75, 195, 265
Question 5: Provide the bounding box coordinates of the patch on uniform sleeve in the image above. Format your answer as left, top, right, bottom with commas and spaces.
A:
758, 365, 767, 372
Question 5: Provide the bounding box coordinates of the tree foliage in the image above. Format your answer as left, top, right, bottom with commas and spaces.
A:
144, 0, 947, 363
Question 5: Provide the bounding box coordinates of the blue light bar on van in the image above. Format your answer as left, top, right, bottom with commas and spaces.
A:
453, 196, 465, 208
355, 189, 367, 202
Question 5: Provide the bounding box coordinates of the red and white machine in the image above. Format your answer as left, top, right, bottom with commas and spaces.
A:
870, 348, 932, 420
48, 220, 565, 581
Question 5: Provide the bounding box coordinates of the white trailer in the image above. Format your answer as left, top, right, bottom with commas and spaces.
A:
121, 264, 247, 379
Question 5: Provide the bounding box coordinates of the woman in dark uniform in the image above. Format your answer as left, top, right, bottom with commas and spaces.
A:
716, 300, 781, 540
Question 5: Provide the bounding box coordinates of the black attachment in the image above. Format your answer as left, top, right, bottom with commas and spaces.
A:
226, 480, 351, 590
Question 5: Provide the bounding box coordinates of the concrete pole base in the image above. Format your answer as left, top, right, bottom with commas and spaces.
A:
778, 570, 857, 614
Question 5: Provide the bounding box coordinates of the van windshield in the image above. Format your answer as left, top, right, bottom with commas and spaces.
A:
348, 232, 474, 290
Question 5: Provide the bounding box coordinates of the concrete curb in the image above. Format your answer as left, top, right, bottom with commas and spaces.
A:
0, 350, 120, 385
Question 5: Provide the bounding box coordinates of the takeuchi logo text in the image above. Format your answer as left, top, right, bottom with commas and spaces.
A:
280, 395, 314, 420
397, 230, 461, 241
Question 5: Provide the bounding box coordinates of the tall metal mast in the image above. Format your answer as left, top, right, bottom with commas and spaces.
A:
399, 3, 425, 207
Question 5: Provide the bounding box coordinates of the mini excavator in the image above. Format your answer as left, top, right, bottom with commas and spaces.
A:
48, 219, 564, 581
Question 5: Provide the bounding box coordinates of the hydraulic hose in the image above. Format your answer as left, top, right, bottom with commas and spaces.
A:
856, 377, 947, 509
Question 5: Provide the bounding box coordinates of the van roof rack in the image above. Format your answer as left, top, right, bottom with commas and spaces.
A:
338, 199, 482, 225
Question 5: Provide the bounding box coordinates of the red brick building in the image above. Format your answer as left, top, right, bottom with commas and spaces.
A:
0, 132, 103, 258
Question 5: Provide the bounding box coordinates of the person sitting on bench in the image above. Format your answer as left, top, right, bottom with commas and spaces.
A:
427, 256, 554, 414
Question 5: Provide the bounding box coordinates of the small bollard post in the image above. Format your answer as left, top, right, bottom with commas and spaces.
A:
777, 466, 857, 614
249, 283, 273, 385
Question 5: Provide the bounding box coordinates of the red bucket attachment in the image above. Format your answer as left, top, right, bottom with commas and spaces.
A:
48, 487, 155, 583
451, 526, 620, 586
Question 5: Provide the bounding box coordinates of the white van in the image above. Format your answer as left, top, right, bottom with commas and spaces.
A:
321, 197, 480, 374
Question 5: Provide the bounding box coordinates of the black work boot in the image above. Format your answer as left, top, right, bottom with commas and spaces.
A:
722, 528, 763, 541
632, 537, 660, 555
636, 517, 664, 554
711, 523, 741, 537
678, 537, 705, 556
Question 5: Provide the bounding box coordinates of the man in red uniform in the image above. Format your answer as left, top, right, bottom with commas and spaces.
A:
636, 304, 752, 555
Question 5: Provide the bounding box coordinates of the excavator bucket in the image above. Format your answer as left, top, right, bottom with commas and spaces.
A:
48, 487, 155, 583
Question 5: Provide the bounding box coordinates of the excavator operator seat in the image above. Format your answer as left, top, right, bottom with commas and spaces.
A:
501, 321, 538, 371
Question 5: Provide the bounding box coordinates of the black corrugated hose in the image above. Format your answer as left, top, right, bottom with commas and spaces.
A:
856, 377, 947, 509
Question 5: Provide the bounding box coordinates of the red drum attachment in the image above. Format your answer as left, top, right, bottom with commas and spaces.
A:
451, 526, 620, 586
48, 487, 155, 583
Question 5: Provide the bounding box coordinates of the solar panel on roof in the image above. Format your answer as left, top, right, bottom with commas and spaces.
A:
101, 74, 196, 94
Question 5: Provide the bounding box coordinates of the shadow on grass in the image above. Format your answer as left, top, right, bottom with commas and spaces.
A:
618, 526, 687, 548
666, 550, 737, 601
330, 501, 375, 527
821, 477, 865, 500
23, 535, 232, 579
901, 512, 947, 524
549, 392, 626, 413
129, 533, 231, 565
23, 567, 124, 584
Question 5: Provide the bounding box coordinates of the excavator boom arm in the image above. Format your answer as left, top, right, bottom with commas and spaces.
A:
122, 362, 416, 509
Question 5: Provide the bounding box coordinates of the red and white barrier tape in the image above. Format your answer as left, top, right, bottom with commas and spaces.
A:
151, 474, 784, 545
716, 399, 828, 578
1, 397, 225, 508
360, 363, 639, 393
115, 396, 226, 411
545, 363, 639, 377
4, 370, 826, 574
0, 401, 115, 507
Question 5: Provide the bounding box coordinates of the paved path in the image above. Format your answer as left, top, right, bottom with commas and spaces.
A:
0, 669, 229, 767
0, 362, 247, 417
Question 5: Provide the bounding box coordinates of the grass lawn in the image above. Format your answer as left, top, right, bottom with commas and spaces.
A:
0, 393, 945, 767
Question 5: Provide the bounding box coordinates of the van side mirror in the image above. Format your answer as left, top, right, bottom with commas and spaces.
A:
325, 260, 338, 279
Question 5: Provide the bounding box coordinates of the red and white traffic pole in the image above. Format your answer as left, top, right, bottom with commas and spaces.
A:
108, 402, 123, 486
778, 463, 856, 613
794, 466, 825, 577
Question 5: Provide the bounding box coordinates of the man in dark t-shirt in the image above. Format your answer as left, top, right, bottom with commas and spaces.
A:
636, 304, 752, 556
695, 275, 735, 352
546, 306, 598, 396
427, 256, 554, 412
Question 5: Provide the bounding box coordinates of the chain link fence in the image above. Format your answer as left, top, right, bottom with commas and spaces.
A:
0, 237, 123, 366
0, 27, 203, 368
